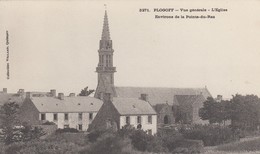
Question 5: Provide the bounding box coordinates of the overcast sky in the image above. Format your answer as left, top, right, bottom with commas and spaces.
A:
0, 0, 259, 98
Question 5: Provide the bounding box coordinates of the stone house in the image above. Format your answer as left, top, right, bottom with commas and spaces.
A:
174, 95, 208, 124
89, 93, 157, 135
19, 93, 103, 131
154, 103, 175, 125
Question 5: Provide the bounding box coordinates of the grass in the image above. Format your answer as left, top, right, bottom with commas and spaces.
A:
205, 136, 260, 154
216, 136, 260, 152
205, 151, 260, 154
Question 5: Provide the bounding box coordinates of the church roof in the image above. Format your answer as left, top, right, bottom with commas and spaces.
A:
115, 86, 211, 106
30, 96, 103, 113
112, 97, 157, 115
101, 10, 110, 40
174, 95, 206, 106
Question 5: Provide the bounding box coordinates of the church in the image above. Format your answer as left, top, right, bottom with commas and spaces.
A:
93, 10, 211, 126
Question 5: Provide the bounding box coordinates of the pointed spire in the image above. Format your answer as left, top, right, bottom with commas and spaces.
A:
101, 10, 111, 40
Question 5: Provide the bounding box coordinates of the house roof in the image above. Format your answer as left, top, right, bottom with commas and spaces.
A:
112, 97, 157, 115
115, 87, 211, 106
174, 95, 206, 106
30, 96, 103, 113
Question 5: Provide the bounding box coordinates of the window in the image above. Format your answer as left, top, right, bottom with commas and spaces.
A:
106, 55, 108, 67
78, 124, 82, 131
53, 113, 58, 121
137, 116, 141, 124
148, 115, 152, 124
126, 116, 130, 125
89, 113, 93, 121
78, 113, 82, 121
148, 129, 152, 135
64, 124, 69, 128
108, 55, 111, 66
64, 113, 68, 121
41, 113, 46, 120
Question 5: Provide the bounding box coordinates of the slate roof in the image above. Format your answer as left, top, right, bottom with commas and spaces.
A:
112, 97, 157, 115
30, 96, 103, 113
174, 95, 206, 106
115, 87, 211, 106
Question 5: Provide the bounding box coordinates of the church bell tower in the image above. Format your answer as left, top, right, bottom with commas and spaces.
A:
94, 10, 117, 99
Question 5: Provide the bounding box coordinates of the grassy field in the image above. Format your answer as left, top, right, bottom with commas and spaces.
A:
205, 136, 260, 154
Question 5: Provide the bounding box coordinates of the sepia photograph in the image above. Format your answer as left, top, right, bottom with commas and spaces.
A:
0, 0, 260, 153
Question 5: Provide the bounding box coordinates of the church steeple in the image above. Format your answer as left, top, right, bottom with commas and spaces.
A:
95, 10, 117, 99
101, 11, 110, 40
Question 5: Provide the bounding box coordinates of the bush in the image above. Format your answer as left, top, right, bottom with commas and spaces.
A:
87, 129, 108, 143
182, 125, 237, 146
20, 124, 45, 142
88, 127, 166, 153
45, 133, 87, 146
80, 133, 132, 154
55, 128, 79, 134
172, 139, 204, 154
128, 129, 163, 152
118, 126, 166, 153
41, 121, 56, 125
5, 140, 83, 154
157, 128, 185, 152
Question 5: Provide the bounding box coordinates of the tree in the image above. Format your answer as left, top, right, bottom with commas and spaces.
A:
20, 122, 45, 141
78, 86, 95, 96
199, 97, 230, 124
0, 101, 45, 145
230, 94, 260, 131
0, 101, 20, 144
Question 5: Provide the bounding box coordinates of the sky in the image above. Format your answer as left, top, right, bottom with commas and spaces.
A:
0, 0, 260, 98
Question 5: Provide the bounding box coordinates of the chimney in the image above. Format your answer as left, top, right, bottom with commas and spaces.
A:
216, 95, 223, 102
69, 93, 75, 97
58, 93, 64, 100
26, 92, 32, 99
140, 94, 148, 102
103, 93, 112, 102
50, 89, 56, 97
3, 88, 7, 93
